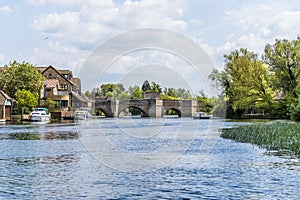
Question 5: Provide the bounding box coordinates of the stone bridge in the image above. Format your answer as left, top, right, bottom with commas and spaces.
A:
94, 99, 197, 117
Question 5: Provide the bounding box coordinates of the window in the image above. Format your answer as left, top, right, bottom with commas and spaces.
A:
61, 84, 68, 90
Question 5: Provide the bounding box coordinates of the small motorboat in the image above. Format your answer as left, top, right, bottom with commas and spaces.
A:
74, 107, 92, 120
192, 112, 212, 119
29, 108, 50, 122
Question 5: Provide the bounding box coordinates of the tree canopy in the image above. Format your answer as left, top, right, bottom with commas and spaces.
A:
263, 37, 300, 98
0, 61, 45, 98
15, 89, 38, 111
210, 48, 274, 116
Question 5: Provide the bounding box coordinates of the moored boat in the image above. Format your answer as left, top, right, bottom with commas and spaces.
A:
29, 108, 50, 122
193, 112, 212, 119
74, 107, 92, 120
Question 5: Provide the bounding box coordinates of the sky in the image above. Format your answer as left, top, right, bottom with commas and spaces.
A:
0, 0, 300, 94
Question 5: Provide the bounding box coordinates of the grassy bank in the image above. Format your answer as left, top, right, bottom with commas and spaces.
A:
221, 121, 300, 156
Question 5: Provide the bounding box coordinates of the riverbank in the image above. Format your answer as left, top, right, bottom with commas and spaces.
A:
221, 121, 300, 157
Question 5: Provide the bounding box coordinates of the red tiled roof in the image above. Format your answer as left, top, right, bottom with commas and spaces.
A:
45, 79, 59, 88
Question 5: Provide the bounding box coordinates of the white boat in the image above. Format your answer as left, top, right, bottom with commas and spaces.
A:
193, 112, 212, 119
29, 108, 50, 122
74, 107, 92, 120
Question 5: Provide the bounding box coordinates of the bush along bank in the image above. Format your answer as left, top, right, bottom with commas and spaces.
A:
221, 121, 300, 157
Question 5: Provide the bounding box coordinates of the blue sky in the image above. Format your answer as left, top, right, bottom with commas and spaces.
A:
1, 0, 300, 93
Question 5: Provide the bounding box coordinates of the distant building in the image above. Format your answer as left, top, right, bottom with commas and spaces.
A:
0, 90, 12, 121
37, 66, 88, 111
0, 65, 89, 115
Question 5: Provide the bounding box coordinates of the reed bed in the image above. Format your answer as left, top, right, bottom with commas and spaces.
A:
221, 121, 300, 156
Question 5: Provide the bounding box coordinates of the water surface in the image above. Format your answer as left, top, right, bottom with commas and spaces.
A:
0, 118, 299, 199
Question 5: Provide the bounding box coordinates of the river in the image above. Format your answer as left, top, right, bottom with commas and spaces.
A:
0, 118, 299, 199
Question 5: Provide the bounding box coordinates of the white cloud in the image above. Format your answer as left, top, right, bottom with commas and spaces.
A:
0, 5, 15, 14
204, 1, 300, 69
271, 10, 300, 38
224, 2, 300, 40
31, 0, 187, 48
28, 0, 85, 6
30, 42, 87, 75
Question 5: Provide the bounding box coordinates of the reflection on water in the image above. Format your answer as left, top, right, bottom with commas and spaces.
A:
0, 118, 299, 199
0, 123, 78, 140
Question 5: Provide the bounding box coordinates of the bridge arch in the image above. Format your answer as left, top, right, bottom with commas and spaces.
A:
95, 108, 110, 117
165, 108, 181, 117
118, 106, 149, 117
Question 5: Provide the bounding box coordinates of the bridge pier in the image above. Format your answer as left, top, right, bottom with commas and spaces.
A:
148, 99, 163, 117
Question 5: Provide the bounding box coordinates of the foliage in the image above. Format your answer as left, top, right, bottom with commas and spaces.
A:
15, 89, 38, 112
210, 96, 227, 117
209, 48, 275, 116
84, 90, 91, 97
289, 95, 300, 121
142, 80, 151, 91
160, 94, 179, 100
263, 37, 300, 98
151, 82, 162, 93
161, 87, 192, 100
129, 107, 142, 115
128, 85, 142, 100
0, 61, 44, 98
40, 98, 57, 112
118, 91, 130, 100
99, 83, 127, 100
100, 83, 125, 97
196, 91, 212, 113
221, 122, 300, 157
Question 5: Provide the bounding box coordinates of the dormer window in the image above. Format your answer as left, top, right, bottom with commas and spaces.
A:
61, 84, 68, 90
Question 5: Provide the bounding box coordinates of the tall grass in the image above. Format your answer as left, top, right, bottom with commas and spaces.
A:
221, 121, 300, 156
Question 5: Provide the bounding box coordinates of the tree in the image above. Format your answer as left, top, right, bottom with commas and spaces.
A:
167, 88, 177, 98
118, 91, 130, 100
263, 37, 300, 98
210, 48, 274, 116
100, 83, 125, 98
40, 98, 57, 112
0, 61, 45, 98
129, 85, 142, 100
142, 80, 151, 91
196, 91, 212, 113
176, 88, 192, 99
15, 89, 39, 119
151, 81, 162, 93
84, 90, 91, 97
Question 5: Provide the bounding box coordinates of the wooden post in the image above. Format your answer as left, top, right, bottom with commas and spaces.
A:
21, 107, 24, 121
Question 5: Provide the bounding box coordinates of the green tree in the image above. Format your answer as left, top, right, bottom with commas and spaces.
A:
196, 91, 212, 113
176, 88, 192, 99
0, 61, 45, 98
15, 89, 39, 119
100, 83, 125, 98
264, 37, 300, 98
167, 88, 177, 98
84, 90, 91, 97
142, 80, 151, 91
129, 85, 142, 100
210, 48, 274, 116
151, 82, 162, 93
118, 91, 130, 100
40, 98, 57, 112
